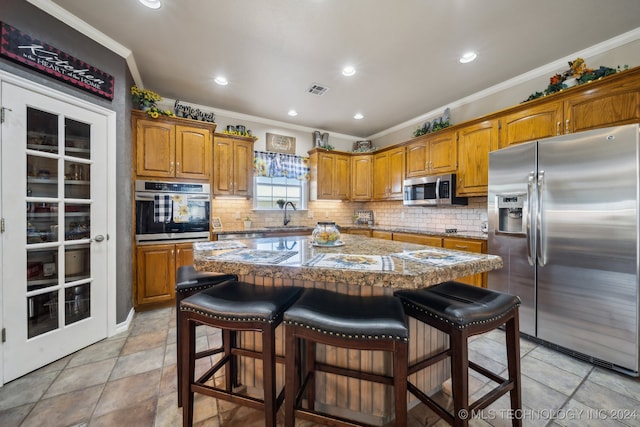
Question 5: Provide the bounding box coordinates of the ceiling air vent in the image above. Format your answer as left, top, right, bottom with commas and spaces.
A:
307, 83, 329, 96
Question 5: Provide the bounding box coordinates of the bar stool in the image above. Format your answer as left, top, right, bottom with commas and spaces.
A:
179, 280, 302, 427
283, 288, 409, 427
175, 265, 237, 406
394, 281, 522, 427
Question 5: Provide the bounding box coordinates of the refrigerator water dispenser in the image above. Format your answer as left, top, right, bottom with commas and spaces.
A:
497, 194, 525, 234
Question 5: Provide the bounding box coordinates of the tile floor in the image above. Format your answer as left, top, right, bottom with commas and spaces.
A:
0, 305, 639, 426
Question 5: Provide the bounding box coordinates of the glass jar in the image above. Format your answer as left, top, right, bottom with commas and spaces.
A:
312, 221, 341, 245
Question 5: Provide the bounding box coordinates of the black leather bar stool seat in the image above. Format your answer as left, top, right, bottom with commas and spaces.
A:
180, 280, 302, 427
283, 288, 409, 427
175, 265, 237, 406
395, 281, 522, 427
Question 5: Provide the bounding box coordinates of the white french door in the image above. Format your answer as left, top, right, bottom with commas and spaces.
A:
1, 81, 109, 382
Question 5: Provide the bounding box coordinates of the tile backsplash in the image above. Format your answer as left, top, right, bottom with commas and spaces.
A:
211, 197, 488, 233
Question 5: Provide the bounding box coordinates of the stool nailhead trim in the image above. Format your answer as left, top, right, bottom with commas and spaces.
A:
180, 306, 280, 324
284, 320, 408, 342
176, 283, 214, 293
400, 301, 521, 330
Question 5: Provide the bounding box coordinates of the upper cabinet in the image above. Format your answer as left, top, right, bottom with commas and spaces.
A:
373, 146, 404, 201
213, 133, 254, 197
133, 111, 215, 180
309, 149, 350, 200
350, 154, 373, 201
500, 69, 640, 149
405, 129, 457, 178
456, 119, 500, 197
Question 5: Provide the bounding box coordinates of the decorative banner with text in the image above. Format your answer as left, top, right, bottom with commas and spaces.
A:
0, 22, 115, 100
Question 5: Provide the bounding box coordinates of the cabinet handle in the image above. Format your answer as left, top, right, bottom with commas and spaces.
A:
556, 121, 561, 135
455, 244, 469, 250
565, 119, 570, 134
170, 161, 174, 173
176, 162, 180, 171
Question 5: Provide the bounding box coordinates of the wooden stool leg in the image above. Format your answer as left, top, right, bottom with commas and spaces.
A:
451, 329, 470, 427
394, 341, 409, 427
306, 340, 316, 410
181, 315, 196, 427
223, 329, 234, 391
262, 325, 277, 427
506, 312, 523, 427
284, 327, 298, 427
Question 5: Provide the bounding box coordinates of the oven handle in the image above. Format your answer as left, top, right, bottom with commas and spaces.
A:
135, 193, 211, 201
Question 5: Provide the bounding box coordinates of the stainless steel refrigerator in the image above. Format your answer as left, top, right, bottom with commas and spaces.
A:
488, 124, 639, 376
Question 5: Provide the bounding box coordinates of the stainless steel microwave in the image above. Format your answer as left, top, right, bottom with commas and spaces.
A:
403, 174, 468, 206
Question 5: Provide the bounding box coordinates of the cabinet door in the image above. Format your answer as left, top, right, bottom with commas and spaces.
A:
457, 120, 499, 196
429, 130, 457, 174
351, 155, 373, 201
135, 118, 175, 177
334, 154, 350, 200
565, 87, 640, 134
232, 139, 254, 197
213, 137, 234, 195
175, 242, 194, 267
387, 147, 405, 200
175, 125, 211, 179
136, 244, 175, 306
372, 230, 393, 240
500, 101, 563, 148
372, 151, 390, 200
317, 152, 337, 198
443, 237, 486, 287
405, 139, 429, 178
393, 232, 442, 247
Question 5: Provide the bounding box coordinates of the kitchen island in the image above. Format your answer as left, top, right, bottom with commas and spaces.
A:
193, 234, 502, 425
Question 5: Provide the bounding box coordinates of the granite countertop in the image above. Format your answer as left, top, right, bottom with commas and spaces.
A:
194, 234, 501, 289
212, 225, 488, 240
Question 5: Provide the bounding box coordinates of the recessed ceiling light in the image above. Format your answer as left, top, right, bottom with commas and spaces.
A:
139, 0, 161, 9
459, 51, 477, 64
354, 113, 364, 120
288, 110, 298, 117
214, 76, 228, 86
342, 66, 356, 77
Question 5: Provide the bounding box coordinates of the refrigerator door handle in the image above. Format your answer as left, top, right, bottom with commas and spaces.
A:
536, 170, 546, 266
526, 172, 535, 266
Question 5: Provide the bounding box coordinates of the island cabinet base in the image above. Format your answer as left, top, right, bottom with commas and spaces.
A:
234, 274, 450, 425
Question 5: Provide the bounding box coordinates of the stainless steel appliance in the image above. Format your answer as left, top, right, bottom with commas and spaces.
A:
488, 124, 639, 376
135, 180, 211, 242
403, 174, 468, 206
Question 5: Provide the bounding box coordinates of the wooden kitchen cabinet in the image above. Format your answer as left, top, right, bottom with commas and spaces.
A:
133, 110, 215, 180
372, 230, 393, 240
456, 119, 499, 196
135, 242, 195, 308
373, 146, 405, 200
392, 232, 442, 247
499, 101, 563, 148
405, 129, 456, 178
343, 228, 372, 237
500, 69, 640, 148
350, 154, 373, 201
309, 149, 350, 200
443, 237, 487, 287
213, 134, 254, 197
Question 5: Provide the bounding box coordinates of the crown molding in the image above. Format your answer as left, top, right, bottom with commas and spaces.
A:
25, 0, 144, 86
367, 26, 640, 140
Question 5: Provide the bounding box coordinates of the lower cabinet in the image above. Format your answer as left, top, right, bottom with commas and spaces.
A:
442, 237, 487, 288
135, 242, 194, 308
390, 232, 487, 287
371, 230, 393, 240
343, 228, 372, 237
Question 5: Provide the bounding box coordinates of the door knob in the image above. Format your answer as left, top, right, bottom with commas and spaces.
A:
92, 235, 105, 242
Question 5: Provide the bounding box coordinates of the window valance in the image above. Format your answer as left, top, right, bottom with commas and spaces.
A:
253, 151, 310, 181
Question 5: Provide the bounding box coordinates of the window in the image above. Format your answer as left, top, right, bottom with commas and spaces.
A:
254, 176, 307, 210
253, 151, 310, 210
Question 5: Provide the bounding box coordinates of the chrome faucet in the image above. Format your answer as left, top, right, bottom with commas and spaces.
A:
283, 201, 296, 226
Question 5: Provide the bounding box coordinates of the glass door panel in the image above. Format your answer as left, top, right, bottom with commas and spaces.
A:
2, 80, 109, 383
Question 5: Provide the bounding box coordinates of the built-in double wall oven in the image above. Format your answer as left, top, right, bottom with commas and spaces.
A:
134, 180, 211, 242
